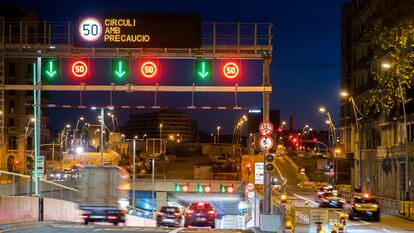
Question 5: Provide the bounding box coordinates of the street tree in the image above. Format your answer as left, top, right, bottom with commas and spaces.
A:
365, 0, 414, 115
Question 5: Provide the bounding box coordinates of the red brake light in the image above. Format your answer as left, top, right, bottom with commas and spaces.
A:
208, 210, 215, 215
198, 202, 205, 206
174, 212, 181, 217
157, 212, 164, 216
186, 209, 194, 214
80, 214, 88, 219
107, 215, 117, 220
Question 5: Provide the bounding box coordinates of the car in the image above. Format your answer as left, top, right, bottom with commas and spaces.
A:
80, 207, 125, 225
317, 192, 346, 208
315, 187, 336, 201
156, 206, 183, 227
184, 202, 216, 228
348, 194, 380, 221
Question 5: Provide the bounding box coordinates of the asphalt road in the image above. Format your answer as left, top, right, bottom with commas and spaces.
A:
1, 223, 245, 233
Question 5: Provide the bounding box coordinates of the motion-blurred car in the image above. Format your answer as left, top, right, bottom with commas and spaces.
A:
156, 206, 183, 227
317, 192, 346, 208
348, 194, 380, 221
184, 202, 216, 228
315, 187, 336, 201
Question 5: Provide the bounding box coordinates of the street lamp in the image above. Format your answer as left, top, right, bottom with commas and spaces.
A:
319, 106, 337, 185
382, 62, 410, 200
73, 116, 84, 142
217, 126, 221, 144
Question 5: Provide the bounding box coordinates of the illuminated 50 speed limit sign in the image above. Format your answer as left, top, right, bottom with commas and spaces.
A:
79, 18, 102, 42
140, 60, 159, 79
223, 62, 240, 79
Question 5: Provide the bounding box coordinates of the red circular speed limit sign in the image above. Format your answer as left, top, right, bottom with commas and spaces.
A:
71, 61, 88, 78
140, 61, 158, 78
223, 62, 240, 79
259, 121, 274, 136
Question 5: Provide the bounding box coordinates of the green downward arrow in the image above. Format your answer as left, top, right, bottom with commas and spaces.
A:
45, 61, 56, 77
115, 61, 126, 78
198, 62, 209, 78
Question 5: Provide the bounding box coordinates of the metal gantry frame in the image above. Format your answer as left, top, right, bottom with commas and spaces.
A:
0, 20, 274, 215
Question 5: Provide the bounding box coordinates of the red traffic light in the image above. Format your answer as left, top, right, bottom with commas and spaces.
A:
277, 128, 282, 133
313, 138, 317, 142
245, 163, 251, 168
292, 137, 297, 143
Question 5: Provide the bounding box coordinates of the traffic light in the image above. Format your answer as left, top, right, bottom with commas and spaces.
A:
197, 183, 212, 193
277, 127, 282, 133
112, 58, 129, 81
41, 58, 60, 82
265, 154, 275, 172
245, 162, 252, 174
175, 183, 190, 192
71, 59, 89, 78
26, 156, 34, 170
281, 193, 287, 203
313, 137, 318, 142
220, 184, 235, 193
195, 59, 212, 80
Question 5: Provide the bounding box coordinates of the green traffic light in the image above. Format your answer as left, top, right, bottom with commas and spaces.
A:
112, 58, 129, 80
195, 60, 212, 80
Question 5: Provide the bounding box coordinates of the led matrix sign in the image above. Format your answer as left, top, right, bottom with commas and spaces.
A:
74, 14, 201, 48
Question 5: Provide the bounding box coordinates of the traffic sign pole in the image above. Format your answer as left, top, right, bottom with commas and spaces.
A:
34, 57, 42, 196
262, 54, 271, 215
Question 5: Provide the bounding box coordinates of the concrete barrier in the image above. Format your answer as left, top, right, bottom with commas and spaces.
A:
125, 214, 156, 227
0, 196, 82, 224
0, 196, 38, 224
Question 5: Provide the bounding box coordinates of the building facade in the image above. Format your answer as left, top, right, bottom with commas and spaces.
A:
124, 110, 198, 143
340, 0, 414, 200
0, 7, 50, 174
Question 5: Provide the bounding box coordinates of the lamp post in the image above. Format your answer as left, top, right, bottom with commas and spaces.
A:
341, 91, 365, 190
320, 107, 337, 185
217, 126, 221, 144
61, 124, 71, 152
381, 62, 410, 200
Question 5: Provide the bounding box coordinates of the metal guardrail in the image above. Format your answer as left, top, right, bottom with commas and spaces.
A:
0, 169, 79, 201
341, 191, 414, 220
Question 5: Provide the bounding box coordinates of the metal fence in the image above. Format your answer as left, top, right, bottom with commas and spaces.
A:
341, 191, 414, 220
0, 170, 78, 202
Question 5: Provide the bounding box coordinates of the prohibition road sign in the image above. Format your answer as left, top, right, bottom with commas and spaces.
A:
246, 190, 255, 199
259, 135, 274, 150
247, 183, 255, 191
259, 121, 274, 136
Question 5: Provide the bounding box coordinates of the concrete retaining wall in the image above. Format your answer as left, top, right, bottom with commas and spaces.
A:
0, 196, 82, 224
125, 214, 156, 227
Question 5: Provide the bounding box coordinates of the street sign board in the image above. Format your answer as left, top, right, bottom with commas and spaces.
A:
74, 14, 201, 48
259, 135, 274, 150
255, 162, 264, 184
259, 121, 274, 136
309, 209, 329, 233
37, 155, 45, 178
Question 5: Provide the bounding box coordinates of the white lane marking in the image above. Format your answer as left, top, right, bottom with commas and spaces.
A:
93, 229, 101, 232
293, 193, 319, 206
169, 227, 184, 233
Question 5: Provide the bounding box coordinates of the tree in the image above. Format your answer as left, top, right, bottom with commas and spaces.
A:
365, 0, 414, 114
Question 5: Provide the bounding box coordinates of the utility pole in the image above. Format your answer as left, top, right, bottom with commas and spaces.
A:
100, 108, 104, 165
262, 54, 271, 214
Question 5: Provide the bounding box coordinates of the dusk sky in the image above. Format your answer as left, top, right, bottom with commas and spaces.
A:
4, 0, 344, 134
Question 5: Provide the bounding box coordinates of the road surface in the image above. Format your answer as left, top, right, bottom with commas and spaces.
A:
0, 223, 245, 233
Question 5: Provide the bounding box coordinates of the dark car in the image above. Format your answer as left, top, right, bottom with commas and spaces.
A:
184, 202, 216, 228
156, 206, 183, 227
317, 192, 346, 208
80, 207, 125, 225
348, 194, 380, 221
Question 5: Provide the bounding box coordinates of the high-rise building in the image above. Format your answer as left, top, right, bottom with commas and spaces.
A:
124, 110, 198, 143
0, 6, 50, 173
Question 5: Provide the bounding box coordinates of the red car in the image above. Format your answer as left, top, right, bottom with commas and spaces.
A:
184, 202, 216, 228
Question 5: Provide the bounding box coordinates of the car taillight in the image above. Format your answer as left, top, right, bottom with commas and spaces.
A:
208, 210, 215, 215
80, 214, 88, 219
174, 212, 181, 217
372, 204, 379, 208
354, 204, 361, 207
157, 212, 165, 216
317, 191, 323, 195
107, 215, 117, 220
340, 199, 346, 203
322, 198, 329, 202
186, 209, 194, 214
198, 202, 205, 206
